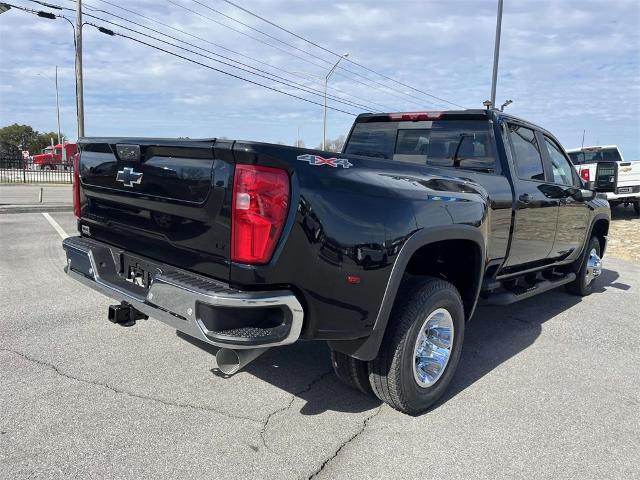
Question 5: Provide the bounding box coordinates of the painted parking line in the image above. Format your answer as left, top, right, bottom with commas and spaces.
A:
42, 212, 69, 239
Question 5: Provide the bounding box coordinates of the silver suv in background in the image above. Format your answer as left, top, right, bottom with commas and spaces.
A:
567, 145, 640, 215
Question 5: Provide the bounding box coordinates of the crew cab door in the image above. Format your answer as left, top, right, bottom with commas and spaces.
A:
503, 122, 558, 267
540, 135, 589, 261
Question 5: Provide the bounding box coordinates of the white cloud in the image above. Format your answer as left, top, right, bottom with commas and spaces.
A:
0, 0, 638, 156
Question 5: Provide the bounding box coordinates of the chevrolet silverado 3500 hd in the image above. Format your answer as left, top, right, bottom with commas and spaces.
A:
63, 109, 612, 414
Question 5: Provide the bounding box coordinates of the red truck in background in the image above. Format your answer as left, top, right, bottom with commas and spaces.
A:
31, 143, 78, 170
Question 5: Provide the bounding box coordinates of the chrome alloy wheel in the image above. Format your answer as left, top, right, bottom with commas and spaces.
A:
412, 308, 454, 388
584, 248, 602, 286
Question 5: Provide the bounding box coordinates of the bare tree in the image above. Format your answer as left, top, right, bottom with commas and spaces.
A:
316, 134, 346, 152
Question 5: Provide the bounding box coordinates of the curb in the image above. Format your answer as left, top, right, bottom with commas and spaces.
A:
0, 205, 73, 214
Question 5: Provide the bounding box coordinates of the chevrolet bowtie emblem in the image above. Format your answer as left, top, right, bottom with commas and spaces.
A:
116, 167, 143, 187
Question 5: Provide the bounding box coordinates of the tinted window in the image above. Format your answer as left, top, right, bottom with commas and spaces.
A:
568, 148, 622, 164
568, 151, 583, 164
508, 124, 545, 181
343, 122, 397, 159
601, 148, 622, 162
544, 137, 576, 186
344, 120, 496, 172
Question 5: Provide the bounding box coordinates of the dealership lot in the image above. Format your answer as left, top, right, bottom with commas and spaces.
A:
1, 212, 638, 479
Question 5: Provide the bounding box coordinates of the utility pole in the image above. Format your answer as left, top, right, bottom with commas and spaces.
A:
323, 53, 349, 150
55, 66, 61, 145
490, 0, 504, 108
75, 0, 85, 138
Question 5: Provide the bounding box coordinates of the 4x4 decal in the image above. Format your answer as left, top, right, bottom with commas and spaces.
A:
297, 154, 353, 169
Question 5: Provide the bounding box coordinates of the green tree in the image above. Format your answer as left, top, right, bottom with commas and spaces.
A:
0, 124, 36, 156
33, 131, 61, 153
0, 124, 64, 156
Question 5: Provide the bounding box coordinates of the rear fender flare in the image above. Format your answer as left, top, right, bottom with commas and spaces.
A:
577, 213, 610, 267
328, 225, 486, 361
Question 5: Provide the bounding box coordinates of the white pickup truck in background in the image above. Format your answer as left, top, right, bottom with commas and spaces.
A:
567, 145, 640, 215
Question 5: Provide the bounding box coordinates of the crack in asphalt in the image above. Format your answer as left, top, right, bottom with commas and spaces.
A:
0, 348, 260, 423
259, 369, 333, 453
4, 346, 382, 474
307, 405, 383, 479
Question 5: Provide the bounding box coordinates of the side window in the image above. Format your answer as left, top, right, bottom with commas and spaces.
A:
543, 137, 577, 186
567, 151, 584, 164
507, 124, 545, 181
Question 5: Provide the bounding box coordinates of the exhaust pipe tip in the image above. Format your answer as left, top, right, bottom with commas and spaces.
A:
215, 348, 242, 375
215, 347, 269, 375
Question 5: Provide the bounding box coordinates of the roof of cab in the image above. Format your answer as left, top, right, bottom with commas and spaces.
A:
565, 145, 619, 153
355, 109, 490, 122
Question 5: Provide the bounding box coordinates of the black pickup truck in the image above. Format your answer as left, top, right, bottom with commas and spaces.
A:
63, 109, 612, 414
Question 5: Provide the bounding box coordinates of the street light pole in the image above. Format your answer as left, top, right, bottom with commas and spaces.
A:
75, 0, 85, 138
500, 99, 512, 112
55, 66, 61, 145
490, 0, 504, 108
1, 3, 82, 139
323, 53, 349, 151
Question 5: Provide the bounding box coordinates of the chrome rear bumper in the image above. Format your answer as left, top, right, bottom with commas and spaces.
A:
62, 236, 304, 349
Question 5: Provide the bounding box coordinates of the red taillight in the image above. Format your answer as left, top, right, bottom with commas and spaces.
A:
580, 168, 590, 182
73, 153, 81, 218
231, 164, 290, 265
388, 111, 443, 121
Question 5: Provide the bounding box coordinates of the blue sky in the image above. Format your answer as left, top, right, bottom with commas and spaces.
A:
1, 0, 639, 157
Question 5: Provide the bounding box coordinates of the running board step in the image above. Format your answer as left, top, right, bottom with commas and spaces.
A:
484, 273, 576, 306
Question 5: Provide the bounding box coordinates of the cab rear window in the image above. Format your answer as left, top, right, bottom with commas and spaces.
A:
344, 120, 497, 172
568, 148, 622, 164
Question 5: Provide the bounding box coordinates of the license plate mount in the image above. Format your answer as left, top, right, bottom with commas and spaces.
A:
122, 254, 158, 289
617, 187, 632, 194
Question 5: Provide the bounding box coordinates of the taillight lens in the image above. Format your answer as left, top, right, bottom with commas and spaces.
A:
580, 168, 590, 182
231, 164, 290, 264
73, 153, 81, 218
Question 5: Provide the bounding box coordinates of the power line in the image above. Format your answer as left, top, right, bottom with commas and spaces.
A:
76, 11, 366, 112
65, 4, 375, 111
25, 0, 376, 111
164, 0, 442, 109
189, 0, 448, 109
22, 0, 456, 111
83, 22, 358, 116
89, 0, 390, 111
55, 0, 391, 112
219, 0, 467, 109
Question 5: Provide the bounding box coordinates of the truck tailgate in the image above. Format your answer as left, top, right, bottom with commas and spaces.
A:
617, 161, 640, 188
77, 138, 233, 281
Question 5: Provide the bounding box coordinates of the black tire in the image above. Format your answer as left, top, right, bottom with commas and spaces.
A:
634, 202, 640, 216
330, 349, 373, 395
566, 236, 601, 296
368, 276, 465, 415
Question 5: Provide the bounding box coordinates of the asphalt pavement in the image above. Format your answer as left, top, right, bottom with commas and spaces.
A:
1, 212, 638, 479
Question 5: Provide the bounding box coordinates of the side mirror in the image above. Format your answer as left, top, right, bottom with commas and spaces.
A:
569, 188, 596, 202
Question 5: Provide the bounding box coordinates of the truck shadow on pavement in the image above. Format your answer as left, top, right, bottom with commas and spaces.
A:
177, 332, 382, 415
610, 204, 639, 220
438, 267, 627, 409
179, 267, 628, 416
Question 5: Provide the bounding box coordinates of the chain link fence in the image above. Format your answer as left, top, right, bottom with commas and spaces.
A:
0, 156, 74, 184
